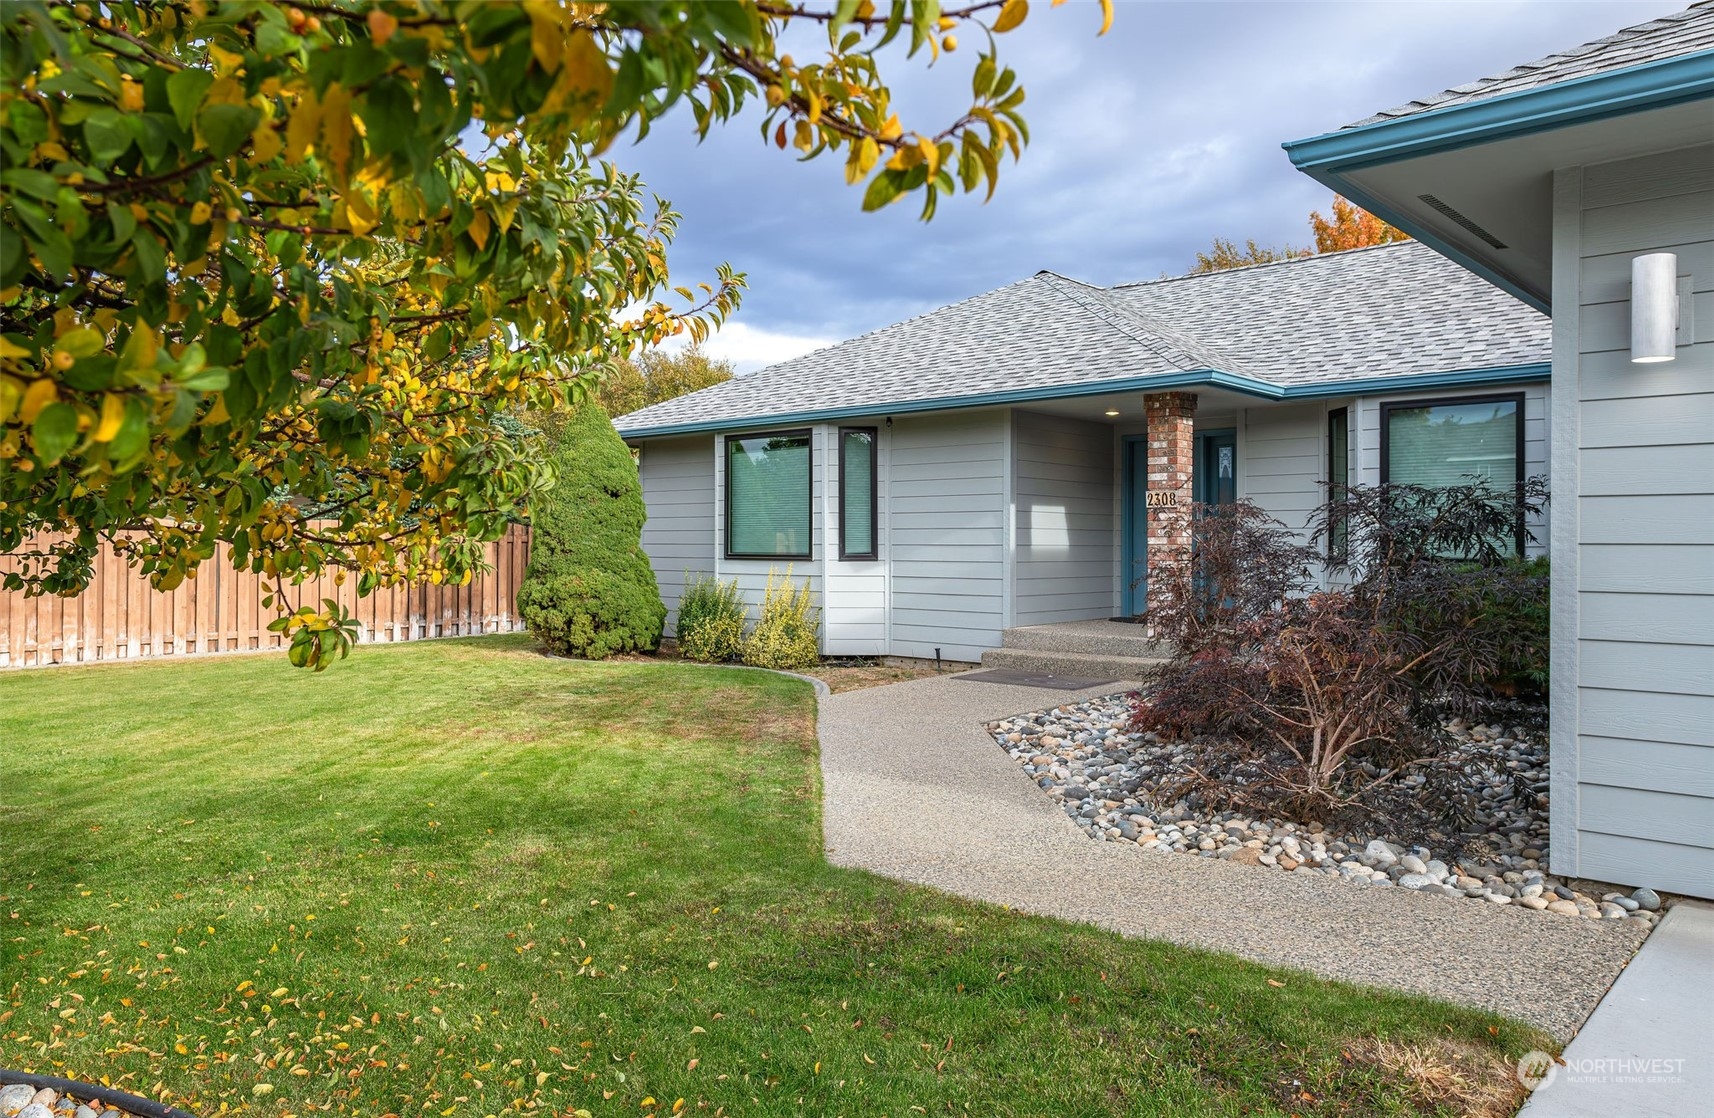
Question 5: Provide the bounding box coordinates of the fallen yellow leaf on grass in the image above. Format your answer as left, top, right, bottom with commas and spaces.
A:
1267, 979, 1286, 988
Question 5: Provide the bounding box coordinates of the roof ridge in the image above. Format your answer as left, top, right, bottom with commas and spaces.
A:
1111, 240, 1418, 290
1037, 272, 1259, 377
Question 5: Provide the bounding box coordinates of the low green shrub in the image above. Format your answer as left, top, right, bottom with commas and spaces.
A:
740, 567, 821, 671
675, 574, 746, 663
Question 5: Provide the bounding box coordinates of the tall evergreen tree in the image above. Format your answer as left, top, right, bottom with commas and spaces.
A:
517, 405, 665, 659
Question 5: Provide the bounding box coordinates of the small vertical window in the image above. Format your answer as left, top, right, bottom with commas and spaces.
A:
1328, 407, 1350, 561
838, 427, 877, 560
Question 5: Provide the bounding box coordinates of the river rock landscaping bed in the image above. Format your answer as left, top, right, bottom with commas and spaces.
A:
990, 695, 1663, 925
0, 1085, 135, 1118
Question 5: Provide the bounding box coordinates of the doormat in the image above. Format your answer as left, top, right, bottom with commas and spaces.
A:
954, 669, 1119, 690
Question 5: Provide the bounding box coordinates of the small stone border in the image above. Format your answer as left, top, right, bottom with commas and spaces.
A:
1, 1073, 196, 1118
989, 695, 1664, 926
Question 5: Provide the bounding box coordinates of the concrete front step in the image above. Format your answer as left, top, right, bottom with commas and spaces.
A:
980, 646, 1165, 683
1000, 619, 1169, 659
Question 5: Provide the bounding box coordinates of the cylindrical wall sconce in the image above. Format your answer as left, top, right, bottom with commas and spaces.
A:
1631, 252, 1678, 364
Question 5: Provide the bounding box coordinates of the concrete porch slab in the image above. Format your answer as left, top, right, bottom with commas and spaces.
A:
1517, 900, 1714, 1116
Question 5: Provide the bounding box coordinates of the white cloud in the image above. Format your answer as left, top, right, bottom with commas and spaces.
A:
667, 321, 840, 375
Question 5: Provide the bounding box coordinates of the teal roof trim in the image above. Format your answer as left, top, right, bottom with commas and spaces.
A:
618, 363, 1550, 440
1283, 48, 1714, 173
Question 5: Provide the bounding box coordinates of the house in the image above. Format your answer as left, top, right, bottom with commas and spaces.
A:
613, 241, 1550, 662
1285, 2, 1714, 900
616, 3, 1712, 899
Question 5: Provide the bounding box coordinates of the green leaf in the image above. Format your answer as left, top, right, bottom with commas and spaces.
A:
81, 107, 134, 164
2, 168, 60, 201
179, 367, 231, 393
31, 402, 80, 464
130, 228, 166, 284
166, 69, 214, 132
861, 170, 906, 212
197, 102, 261, 158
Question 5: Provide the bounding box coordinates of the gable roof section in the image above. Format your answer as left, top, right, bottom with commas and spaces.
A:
1106, 241, 1547, 386
1348, 2, 1714, 128
613, 242, 1549, 438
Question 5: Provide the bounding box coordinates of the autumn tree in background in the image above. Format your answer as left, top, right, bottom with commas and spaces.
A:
1193, 196, 1409, 274
0, 0, 1114, 668
1310, 195, 1411, 253
596, 346, 734, 418
1192, 236, 1308, 274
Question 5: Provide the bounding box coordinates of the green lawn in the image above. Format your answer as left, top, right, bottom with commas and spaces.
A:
1, 635, 1544, 1117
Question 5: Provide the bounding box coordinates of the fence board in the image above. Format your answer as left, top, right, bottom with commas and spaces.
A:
1, 525, 531, 668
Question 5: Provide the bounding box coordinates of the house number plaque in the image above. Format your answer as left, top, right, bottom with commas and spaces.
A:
1146, 491, 1180, 508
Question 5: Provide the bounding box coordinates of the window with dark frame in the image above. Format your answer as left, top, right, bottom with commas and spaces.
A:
838, 427, 877, 560
1380, 393, 1526, 555
724, 430, 812, 559
1327, 407, 1350, 561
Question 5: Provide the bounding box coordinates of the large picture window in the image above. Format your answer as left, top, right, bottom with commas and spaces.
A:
1381, 393, 1525, 550
725, 430, 812, 558
839, 427, 877, 560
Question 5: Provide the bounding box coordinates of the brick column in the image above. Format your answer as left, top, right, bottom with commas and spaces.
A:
1143, 392, 1196, 624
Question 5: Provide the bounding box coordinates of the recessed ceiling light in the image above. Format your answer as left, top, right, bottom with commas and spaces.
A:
1104, 408, 1120, 417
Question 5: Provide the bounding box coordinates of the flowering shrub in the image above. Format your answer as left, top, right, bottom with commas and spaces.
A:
740, 567, 821, 671
676, 574, 746, 663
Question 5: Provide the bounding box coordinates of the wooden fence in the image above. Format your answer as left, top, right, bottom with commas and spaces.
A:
0, 525, 531, 669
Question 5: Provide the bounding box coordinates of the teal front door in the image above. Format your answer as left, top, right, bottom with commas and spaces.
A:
1120, 435, 1149, 616
1198, 430, 1237, 507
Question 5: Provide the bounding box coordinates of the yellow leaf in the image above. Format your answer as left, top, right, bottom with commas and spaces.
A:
0, 337, 31, 359
94, 393, 124, 441
318, 82, 354, 182
1098, 0, 1114, 35
205, 76, 247, 106
793, 120, 814, 153
250, 123, 283, 164
878, 115, 902, 141
466, 209, 490, 251
524, 0, 561, 69
208, 44, 245, 76
285, 87, 320, 164
993, 0, 1029, 34
345, 189, 379, 237
20, 377, 56, 423
189, 201, 212, 225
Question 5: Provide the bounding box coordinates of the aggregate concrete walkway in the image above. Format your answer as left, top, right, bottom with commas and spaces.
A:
818, 672, 1648, 1041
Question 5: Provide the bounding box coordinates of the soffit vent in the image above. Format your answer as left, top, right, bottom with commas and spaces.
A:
1417, 194, 1507, 250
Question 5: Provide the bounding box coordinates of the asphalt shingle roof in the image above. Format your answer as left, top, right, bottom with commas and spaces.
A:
1346, 1, 1714, 128
1105, 241, 1547, 386
613, 241, 1549, 435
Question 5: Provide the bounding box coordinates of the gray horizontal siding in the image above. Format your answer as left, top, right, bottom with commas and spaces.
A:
1556, 142, 1711, 903
636, 435, 716, 633
887, 410, 1008, 660
1012, 411, 1115, 626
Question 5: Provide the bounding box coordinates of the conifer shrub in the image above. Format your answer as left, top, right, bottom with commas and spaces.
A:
675, 574, 746, 663
517, 404, 665, 659
739, 567, 821, 671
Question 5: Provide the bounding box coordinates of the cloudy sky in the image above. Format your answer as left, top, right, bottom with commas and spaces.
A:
616, 0, 1684, 372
